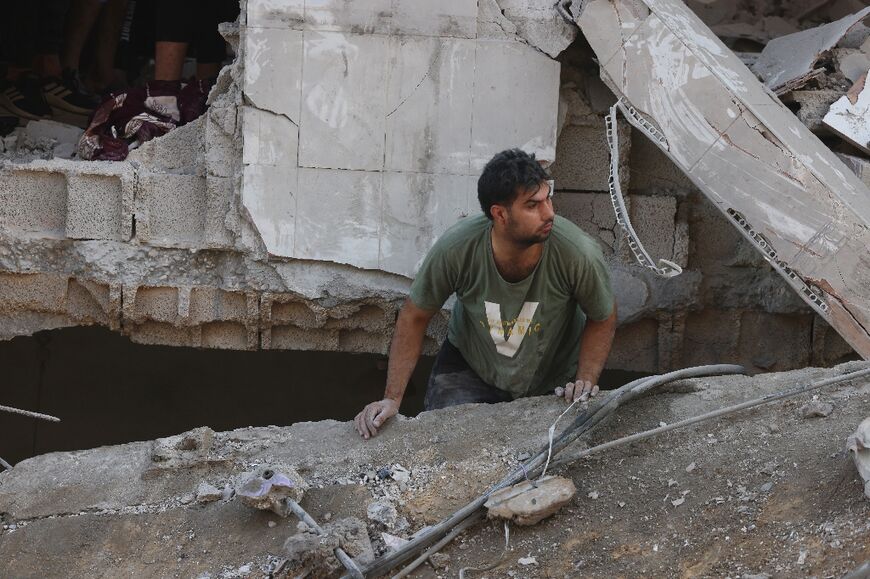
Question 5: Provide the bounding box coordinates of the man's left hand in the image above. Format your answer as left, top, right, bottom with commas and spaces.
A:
561, 379, 599, 403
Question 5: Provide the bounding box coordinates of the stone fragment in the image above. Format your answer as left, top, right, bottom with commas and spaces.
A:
236, 465, 306, 516
823, 71, 870, 155
22, 119, 84, 150
367, 500, 403, 531
518, 556, 537, 565
686, 462, 697, 473
196, 482, 223, 503
429, 552, 450, 570
382, 532, 408, 551
846, 417, 870, 499
282, 517, 374, 578
390, 465, 411, 483
484, 475, 576, 526
800, 400, 834, 418
752, 7, 870, 92
150, 427, 216, 469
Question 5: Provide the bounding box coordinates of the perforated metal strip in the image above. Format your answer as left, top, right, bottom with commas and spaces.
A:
606, 101, 682, 278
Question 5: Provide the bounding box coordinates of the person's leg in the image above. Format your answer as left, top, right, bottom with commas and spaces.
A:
424, 340, 513, 411
61, 0, 102, 72
153, 0, 190, 81
191, 0, 237, 80
89, 0, 128, 91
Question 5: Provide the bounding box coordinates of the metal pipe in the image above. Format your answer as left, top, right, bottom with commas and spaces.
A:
549, 366, 870, 470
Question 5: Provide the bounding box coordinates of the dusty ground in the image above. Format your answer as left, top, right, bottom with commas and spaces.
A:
1, 361, 869, 578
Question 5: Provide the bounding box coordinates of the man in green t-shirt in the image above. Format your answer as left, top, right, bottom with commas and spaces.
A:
354, 149, 617, 439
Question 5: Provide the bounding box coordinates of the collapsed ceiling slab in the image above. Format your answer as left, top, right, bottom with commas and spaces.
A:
573, 0, 870, 359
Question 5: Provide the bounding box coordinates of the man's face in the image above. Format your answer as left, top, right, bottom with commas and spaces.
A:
501, 180, 556, 246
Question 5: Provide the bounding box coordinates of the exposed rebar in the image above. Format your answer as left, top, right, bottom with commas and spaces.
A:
0, 404, 60, 422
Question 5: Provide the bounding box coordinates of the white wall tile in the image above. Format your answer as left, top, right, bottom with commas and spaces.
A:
295, 168, 382, 268
243, 28, 304, 124
299, 32, 389, 171
241, 106, 299, 166
241, 164, 298, 257
305, 0, 392, 34
391, 0, 478, 38
470, 40, 560, 172
385, 37, 475, 175
246, 0, 305, 29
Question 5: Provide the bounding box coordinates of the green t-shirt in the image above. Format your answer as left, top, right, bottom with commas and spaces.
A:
410, 214, 614, 399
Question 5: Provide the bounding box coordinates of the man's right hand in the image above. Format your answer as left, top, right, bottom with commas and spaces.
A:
354, 399, 400, 440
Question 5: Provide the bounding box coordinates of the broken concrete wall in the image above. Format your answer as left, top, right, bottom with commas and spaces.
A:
0, 0, 858, 375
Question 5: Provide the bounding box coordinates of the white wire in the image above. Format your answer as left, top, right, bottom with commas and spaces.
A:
540, 398, 580, 480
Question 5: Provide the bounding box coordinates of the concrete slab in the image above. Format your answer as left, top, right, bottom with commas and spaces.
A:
299, 32, 388, 171
392, 0, 477, 38
245, 0, 305, 29
305, 0, 392, 34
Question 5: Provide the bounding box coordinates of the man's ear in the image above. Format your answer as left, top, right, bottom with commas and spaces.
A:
490, 204, 508, 225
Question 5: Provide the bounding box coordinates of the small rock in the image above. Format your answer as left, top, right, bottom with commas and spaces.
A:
323, 512, 332, 522
518, 556, 537, 566
617, 501, 626, 508
485, 476, 576, 526
759, 482, 773, 493
429, 552, 450, 570
367, 501, 399, 529
686, 462, 697, 473
382, 532, 409, 551
377, 467, 392, 479
800, 400, 833, 418
391, 465, 411, 483
179, 494, 194, 505
196, 482, 222, 503
667, 479, 678, 487
588, 490, 599, 499
671, 497, 685, 507
236, 465, 307, 516
268, 521, 277, 528
517, 452, 531, 461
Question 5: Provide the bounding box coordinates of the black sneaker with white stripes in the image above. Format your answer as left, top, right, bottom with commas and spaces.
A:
42, 69, 100, 115
0, 74, 52, 120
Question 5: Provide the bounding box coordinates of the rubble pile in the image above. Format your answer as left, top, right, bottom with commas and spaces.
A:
692, 0, 870, 172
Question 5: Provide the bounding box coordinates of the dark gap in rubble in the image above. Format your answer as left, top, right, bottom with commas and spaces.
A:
0, 326, 649, 466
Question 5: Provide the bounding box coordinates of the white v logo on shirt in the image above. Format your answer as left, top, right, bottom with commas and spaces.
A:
484, 301, 539, 358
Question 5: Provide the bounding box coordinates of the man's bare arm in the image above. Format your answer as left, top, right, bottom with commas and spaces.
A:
354, 298, 437, 438
563, 303, 618, 403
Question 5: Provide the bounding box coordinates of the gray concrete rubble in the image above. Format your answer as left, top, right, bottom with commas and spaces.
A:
1, 362, 869, 577
0, 0, 865, 374
573, 0, 870, 360
823, 70, 870, 154
236, 465, 307, 516
752, 7, 870, 93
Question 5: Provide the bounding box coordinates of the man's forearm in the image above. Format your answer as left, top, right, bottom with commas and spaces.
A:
576, 306, 617, 385
384, 301, 434, 403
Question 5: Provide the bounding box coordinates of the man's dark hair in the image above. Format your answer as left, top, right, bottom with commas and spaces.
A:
477, 149, 551, 219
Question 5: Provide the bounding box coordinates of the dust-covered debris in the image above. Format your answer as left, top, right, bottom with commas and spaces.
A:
800, 399, 835, 418
846, 417, 870, 499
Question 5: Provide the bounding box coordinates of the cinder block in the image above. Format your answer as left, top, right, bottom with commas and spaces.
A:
131, 287, 179, 323
324, 304, 391, 331
127, 322, 200, 348
200, 322, 254, 350
65, 174, 126, 240
738, 312, 812, 371
266, 299, 323, 328
553, 192, 618, 253
628, 195, 687, 268
135, 172, 207, 247
188, 287, 251, 324
266, 325, 339, 351
682, 309, 741, 367
0, 273, 68, 313
126, 116, 204, 173
550, 123, 619, 192
204, 175, 237, 248
608, 318, 658, 373
629, 127, 695, 192
0, 170, 67, 236
338, 329, 391, 354
66, 279, 113, 325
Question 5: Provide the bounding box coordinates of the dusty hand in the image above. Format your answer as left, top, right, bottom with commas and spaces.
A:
555, 379, 599, 403
354, 399, 400, 439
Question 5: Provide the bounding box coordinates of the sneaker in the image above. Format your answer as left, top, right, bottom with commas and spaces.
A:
42, 69, 100, 115
0, 74, 51, 120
